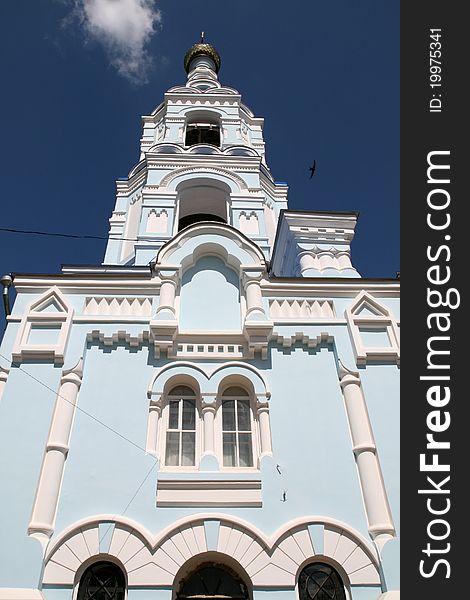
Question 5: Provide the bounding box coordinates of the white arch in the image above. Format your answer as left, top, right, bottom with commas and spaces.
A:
160, 166, 247, 192
155, 223, 266, 271
43, 514, 381, 589
148, 361, 270, 398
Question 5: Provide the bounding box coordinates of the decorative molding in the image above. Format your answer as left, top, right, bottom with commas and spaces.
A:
156, 478, 262, 507
12, 287, 73, 365
271, 331, 334, 350
337, 359, 396, 551
43, 514, 381, 588
345, 292, 400, 366
86, 329, 149, 349
269, 299, 335, 320
83, 297, 152, 317
28, 359, 83, 549
159, 165, 248, 191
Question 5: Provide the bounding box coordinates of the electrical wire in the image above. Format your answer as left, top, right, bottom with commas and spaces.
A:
0, 350, 160, 545
0, 351, 150, 456
0, 226, 139, 243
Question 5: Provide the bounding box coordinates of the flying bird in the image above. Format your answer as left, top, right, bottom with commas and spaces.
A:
309, 160, 316, 178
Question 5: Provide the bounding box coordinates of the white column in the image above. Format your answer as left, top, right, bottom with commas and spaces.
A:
146, 398, 162, 456
339, 362, 395, 544
157, 278, 177, 316
202, 402, 216, 454
28, 359, 83, 549
298, 251, 317, 273
257, 401, 272, 456
245, 277, 264, 317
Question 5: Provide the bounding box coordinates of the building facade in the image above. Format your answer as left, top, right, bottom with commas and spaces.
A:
0, 42, 400, 600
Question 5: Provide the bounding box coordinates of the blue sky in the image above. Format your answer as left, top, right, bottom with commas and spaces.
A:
0, 0, 399, 322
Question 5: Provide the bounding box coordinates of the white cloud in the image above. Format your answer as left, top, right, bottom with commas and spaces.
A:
71, 0, 162, 84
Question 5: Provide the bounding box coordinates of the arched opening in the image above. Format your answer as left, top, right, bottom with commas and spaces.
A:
177, 179, 229, 232
185, 112, 221, 147
164, 385, 198, 467
176, 562, 250, 600
298, 562, 346, 600
77, 561, 126, 600
179, 212, 226, 230
221, 386, 253, 468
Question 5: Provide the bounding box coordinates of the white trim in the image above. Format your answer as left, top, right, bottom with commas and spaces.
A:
156, 479, 262, 507
0, 590, 45, 600
346, 292, 400, 366
11, 287, 73, 365
28, 359, 83, 548
43, 514, 380, 588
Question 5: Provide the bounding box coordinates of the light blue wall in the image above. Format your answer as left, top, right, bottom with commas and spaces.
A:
180, 256, 241, 331
0, 290, 399, 594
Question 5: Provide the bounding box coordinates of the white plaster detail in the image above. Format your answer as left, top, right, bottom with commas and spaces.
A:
271, 212, 361, 278
338, 361, 395, 549
147, 209, 168, 234
83, 297, 152, 317
43, 514, 380, 588
271, 331, 334, 350
86, 329, 149, 349
120, 193, 143, 262
269, 299, 335, 320
346, 292, 400, 366
12, 287, 73, 365
28, 358, 83, 548
0, 589, 45, 599
239, 211, 259, 235
156, 479, 262, 507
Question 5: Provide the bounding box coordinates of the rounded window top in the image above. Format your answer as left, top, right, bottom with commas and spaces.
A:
298, 562, 346, 600
169, 385, 196, 397
77, 561, 125, 600
223, 386, 249, 397
177, 562, 249, 600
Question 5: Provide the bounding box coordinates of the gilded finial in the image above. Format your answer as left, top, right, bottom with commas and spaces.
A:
201, 31, 204, 43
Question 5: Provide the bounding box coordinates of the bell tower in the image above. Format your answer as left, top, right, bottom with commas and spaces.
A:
103, 38, 288, 267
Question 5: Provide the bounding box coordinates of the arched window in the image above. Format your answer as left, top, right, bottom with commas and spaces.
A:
165, 385, 197, 467
298, 563, 346, 600
221, 386, 253, 467
185, 112, 221, 147
77, 561, 125, 600
176, 563, 249, 600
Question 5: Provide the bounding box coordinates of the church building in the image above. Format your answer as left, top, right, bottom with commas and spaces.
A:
0, 40, 400, 600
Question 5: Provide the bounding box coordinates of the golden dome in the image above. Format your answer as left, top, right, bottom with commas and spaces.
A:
184, 42, 221, 74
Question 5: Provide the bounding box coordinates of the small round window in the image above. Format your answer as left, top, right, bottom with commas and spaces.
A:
77, 561, 125, 600
298, 562, 346, 600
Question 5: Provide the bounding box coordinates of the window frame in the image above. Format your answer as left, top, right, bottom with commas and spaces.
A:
297, 561, 348, 600
159, 385, 201, 471
75, 560, 126, 600
216, 386, 259, 471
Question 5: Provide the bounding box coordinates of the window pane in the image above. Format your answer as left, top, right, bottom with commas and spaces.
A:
223, 433, 237, 466
222, 400, 235, 431
165, 432, 180, 466
224, 386, 248, 396
169, 385, 195, 397
182, 399, 196, 430
237, 400, 251, 431
168, 401, 179, 429
238, 433, 253, 467
181, 432, 195, 466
